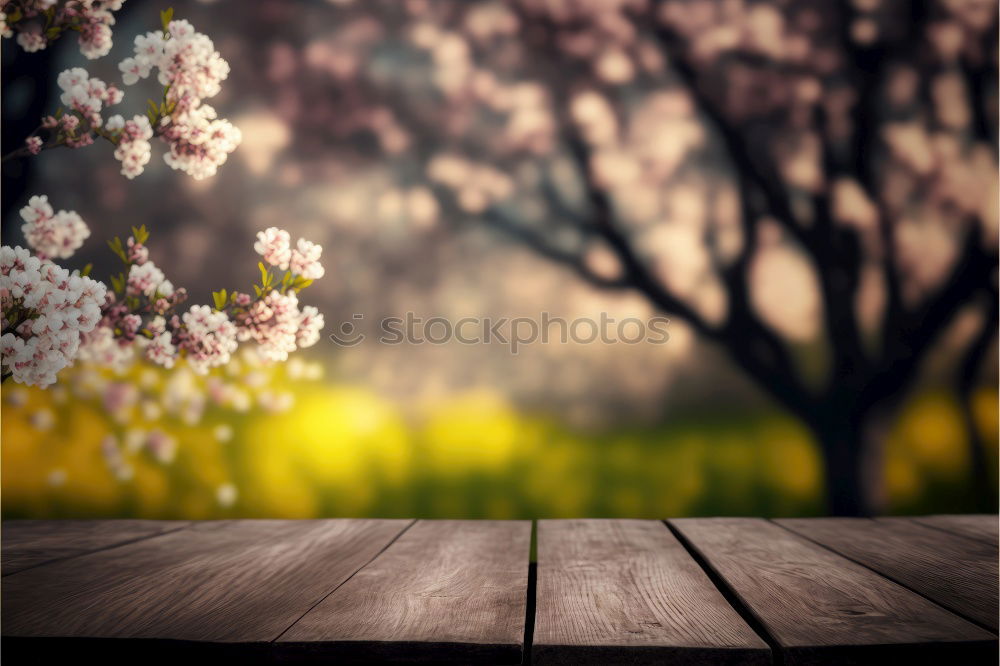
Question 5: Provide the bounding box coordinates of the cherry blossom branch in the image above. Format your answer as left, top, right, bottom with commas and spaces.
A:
0, 11, 313, 390
1, 0, 123, 59
1, 107, 125, 163
5, 11, 241, 181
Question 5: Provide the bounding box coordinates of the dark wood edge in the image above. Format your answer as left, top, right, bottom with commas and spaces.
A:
272, 639, 523, 664
781, 639, 1000, 666
1, 636, 273, 666
531, 643, 772, 666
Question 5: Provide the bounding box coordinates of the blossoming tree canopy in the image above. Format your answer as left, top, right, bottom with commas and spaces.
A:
2, 6, 326, 388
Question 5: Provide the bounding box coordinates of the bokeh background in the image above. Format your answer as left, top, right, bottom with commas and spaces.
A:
2, 0, 997, 519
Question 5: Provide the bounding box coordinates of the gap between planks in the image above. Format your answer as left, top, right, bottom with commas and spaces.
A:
522, 520, 538, 666
4, 518, 996, 665
772, 517, 999, 633
669, 517, 995, 666
662, 520, 785, 664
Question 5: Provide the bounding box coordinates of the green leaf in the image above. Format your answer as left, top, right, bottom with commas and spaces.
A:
107, 237, 126, 262
160, 7, 174, 32
81, 263, 93, 277
212, 289, 227, 310
253, 285, 262, 298
258, 262, 268, 284
131, 224, 149, 244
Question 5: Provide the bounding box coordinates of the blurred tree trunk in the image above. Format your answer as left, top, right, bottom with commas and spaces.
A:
959, 395, 993, 512
817, 428, 869, 516
957, 294, 998, 512
810, 401, 894, 516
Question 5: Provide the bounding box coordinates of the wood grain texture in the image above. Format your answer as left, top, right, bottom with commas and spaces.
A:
671, 518, 997, 665
2, 519, 411, 663
2, 520, 189, 576
276, 519, 531, 664
778, 517, 999, 631
911, 514, 999, 545
532, 519, 770, 666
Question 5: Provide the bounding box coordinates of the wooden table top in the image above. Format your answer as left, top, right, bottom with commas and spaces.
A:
2, 516, 997, 664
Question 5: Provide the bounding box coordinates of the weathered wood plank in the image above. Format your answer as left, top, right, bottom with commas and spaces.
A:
2, 519, 189, 576
276, 519, 531, 664
532, 519, 770, 666
2, 519, 411, 662
778, 517, 999, 631
910, 514, 999, 545
671, 518, 997, 665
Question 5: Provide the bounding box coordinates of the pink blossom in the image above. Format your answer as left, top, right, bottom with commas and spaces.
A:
296, 306, 325, 348
119, 18, 241, 180
0, 245, 107, 387
15, 30, 46, 53
254, 227, 292, 270
108, 114, 153, 179
55, 68, 122, 136
19, 195, 91, 260
177, 305, 238, 374
290, 238, 325, 280
144, 331, 177, 369
4, 1, 124, 58
126, 261, 166, 298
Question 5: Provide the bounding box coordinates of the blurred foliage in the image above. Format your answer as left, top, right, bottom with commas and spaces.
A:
3, 375, 996, 518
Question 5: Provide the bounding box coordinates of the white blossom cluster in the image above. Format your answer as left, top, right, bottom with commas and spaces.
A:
56, 67, 123, 134
76, 324, 134, 371
119, 18, 241, 179
236, 290, 324, 362
254, 227, 326, 280
125, 260, 172, 298
243, 227, 326, 360
175, 305, 239, 375
2, 0, 125, 59
19, 194, 90, 260
72, 226, 325, 378
106, 114, 153, 179
0, 246, 106, 387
